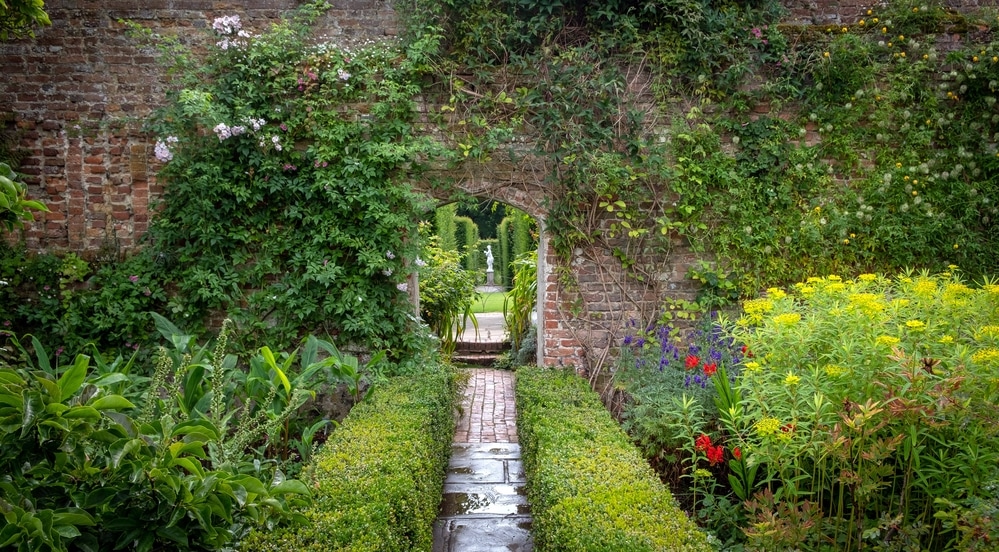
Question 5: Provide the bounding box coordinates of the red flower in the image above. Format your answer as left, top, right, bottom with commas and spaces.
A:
685, 355, 701, 370
707, 444, 725, 465
703, 363, 718, 377
741, 345, 754, 357
733, 447, 742, 460
695, 433, 712, 452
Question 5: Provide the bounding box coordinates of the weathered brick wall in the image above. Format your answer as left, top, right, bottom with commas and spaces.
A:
0, 0, 397, 251
0, 0, 995, 375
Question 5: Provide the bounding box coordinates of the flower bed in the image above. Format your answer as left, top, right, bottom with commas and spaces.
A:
243, 366, 460, 551
616, 270, 999, 550
515, 366, 713, 552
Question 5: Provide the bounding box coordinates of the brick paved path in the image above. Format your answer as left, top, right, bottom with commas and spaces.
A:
454, 368, 518, 443
433, 369, 533, 551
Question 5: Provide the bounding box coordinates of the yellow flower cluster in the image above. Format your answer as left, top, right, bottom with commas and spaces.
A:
754, 417, 781, 437
848, 293, 886, 315
784, 372, 801, 386
905, 320, 926, 330
742, 298, 775, 325
744, 361, 761, 372
975, 326, 999, 340
824, 365, 847, 377
858, 273, 878, 282
971, 348, 999, 365
876, 335, 901, 346
766, 287, 787, 300
912, 279, 937, 297
938, 335, 954, 344
772, 313, 802, 327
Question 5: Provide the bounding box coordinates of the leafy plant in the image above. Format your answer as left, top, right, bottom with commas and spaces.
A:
503, 250, 537, 352
0, 331, 311, 551
0, 161, 47, 232
418, 232, 479, 356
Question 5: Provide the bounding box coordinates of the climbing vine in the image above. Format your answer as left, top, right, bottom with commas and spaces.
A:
138, 2, 448, 354
400, 0, 999, 294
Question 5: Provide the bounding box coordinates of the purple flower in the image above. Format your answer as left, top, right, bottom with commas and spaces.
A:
623, 335, 633, 346
635, 338, 646, 348
129, 275, 139, 283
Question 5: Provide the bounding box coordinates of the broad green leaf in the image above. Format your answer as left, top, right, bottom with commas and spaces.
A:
57, 354, 90, 399
110, 438, 143, 468
270, 479, 310, 496
171, 457, 205, 477
230, 475, 268, 496
63, 406, 100, 420
52, 509, 95, 527
90, 395, 135, 411
171, 419, 221, 441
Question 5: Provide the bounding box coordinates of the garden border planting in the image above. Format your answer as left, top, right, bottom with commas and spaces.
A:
515, 366, 713, 552
243, 366, 460, 551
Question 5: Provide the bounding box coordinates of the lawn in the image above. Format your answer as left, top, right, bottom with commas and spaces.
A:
472, 291, 506, 313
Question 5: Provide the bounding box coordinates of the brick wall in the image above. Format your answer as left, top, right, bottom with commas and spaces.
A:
1, 0, 397, 250
0, 0, 994, 374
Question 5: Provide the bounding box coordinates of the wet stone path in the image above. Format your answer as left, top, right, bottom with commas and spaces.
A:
433, 369, 533, 552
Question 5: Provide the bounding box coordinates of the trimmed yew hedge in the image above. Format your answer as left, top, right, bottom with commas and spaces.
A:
242, 366, 460, 551
515, 367, 713, 552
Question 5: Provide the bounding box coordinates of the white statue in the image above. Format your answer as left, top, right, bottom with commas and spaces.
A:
485, 245, 494, 272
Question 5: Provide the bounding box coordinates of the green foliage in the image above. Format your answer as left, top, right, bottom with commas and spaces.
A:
140, 1, 445, 356
516, 367, 713, 551
0, 161, 47, 233
434, 204, 459, 252
503, 250, 536, 352
619, 270, 999, 549
417, 233, 479, 356
453, 215, 481, 272
0, 0, 51, 40
0, 326, 317, 552
0, 244, 175, 355
719, 271, 999, 550
242, 365, 460, 551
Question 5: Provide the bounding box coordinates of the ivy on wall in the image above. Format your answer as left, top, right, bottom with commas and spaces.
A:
401, 0, 999, 295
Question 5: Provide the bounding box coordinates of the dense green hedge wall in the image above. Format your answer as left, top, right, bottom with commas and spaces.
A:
242, 366, 460, 551
515, 367, 713, 552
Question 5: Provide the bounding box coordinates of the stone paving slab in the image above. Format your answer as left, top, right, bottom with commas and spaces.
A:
439, 483, 529, 517
451, 443, 522, 460
432, 517, 534, 552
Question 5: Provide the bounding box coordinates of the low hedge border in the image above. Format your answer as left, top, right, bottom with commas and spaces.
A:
242, 366, 460, 551
515, 367, 713, 552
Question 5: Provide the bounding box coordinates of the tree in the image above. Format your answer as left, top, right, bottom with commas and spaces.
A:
0, 0, 50, 40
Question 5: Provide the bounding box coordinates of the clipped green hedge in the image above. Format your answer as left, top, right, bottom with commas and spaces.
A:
516, 367, 713, 552
243, 366, 459, 551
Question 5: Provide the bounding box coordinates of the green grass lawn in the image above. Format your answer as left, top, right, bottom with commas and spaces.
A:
472, 291, 506, 313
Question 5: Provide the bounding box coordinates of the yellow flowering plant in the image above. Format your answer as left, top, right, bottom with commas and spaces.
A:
719, 269, 999, 550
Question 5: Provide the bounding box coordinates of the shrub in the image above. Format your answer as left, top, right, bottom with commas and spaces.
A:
515, 367, 713, 552
242, 365, 460, 551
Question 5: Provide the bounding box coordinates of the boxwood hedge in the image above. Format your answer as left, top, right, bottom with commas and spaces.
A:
242, 366, 460, 551
515, 367, 713, 552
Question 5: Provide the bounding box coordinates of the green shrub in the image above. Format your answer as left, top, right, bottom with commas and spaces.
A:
515, 367, 713, 552
243, 365, 460, 551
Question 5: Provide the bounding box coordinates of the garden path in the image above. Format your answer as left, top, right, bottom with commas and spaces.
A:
433, 369, 534, 551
